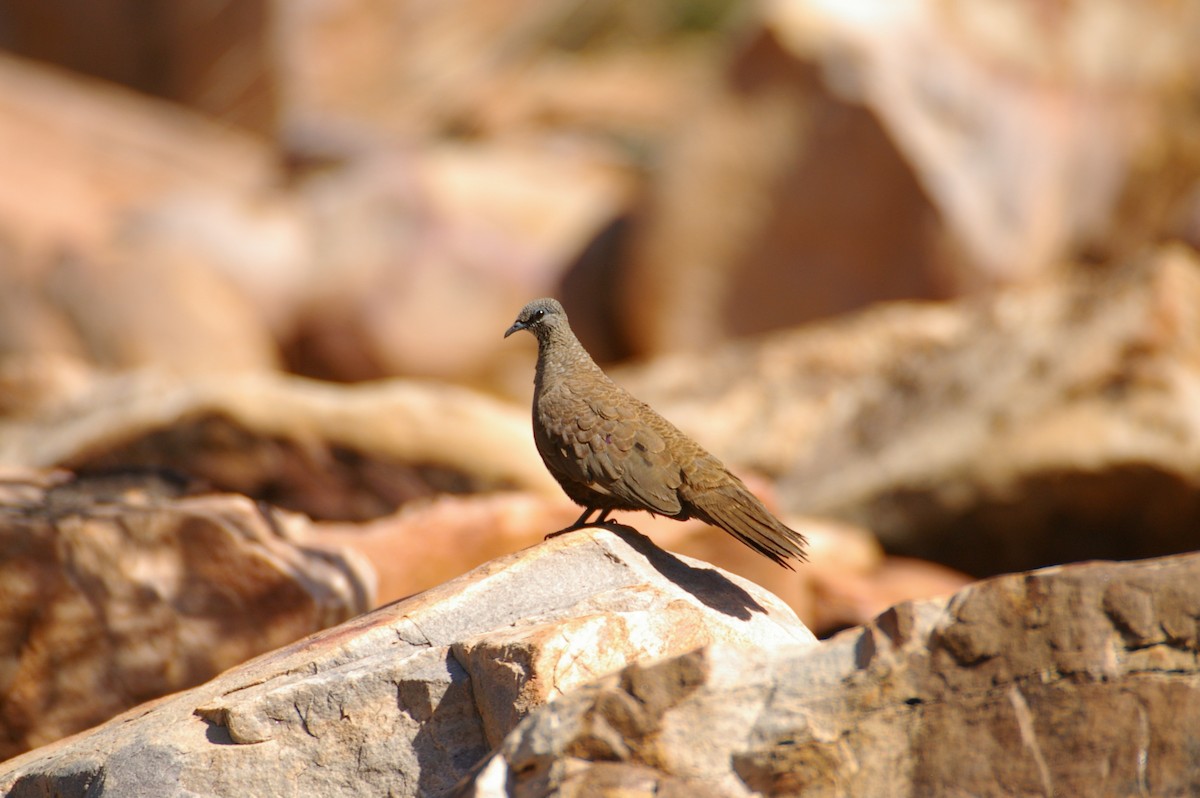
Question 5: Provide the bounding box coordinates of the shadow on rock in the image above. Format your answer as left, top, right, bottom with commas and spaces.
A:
599, 522, 767, 621
403, 651, 493, 797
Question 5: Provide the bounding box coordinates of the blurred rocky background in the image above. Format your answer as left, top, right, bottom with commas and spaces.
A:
2, 0, 1200, 789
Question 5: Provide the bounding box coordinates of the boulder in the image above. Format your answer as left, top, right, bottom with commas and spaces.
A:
767, 0, 1200, 284
293, 142, 632, 383
0, 51, 296, 375
616, 26, 944, 356
0, 370, 561, 521
461, 552, 1200, 796
0, 527, 814, 796
0, 1, 276, 134
0, 470, 369, 761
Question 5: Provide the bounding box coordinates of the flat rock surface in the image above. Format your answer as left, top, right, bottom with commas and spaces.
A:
0, 527, 814, 797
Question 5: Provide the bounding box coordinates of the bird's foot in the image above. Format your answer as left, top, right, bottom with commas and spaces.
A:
544, 510, 616, 540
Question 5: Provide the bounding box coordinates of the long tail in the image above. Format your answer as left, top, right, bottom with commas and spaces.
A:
683, 480, 808, 569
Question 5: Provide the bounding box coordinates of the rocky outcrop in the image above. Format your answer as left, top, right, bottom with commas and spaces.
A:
0, 470, 369, 761
6, 524, 1197, 797
0, 50, 286, 377
619, 0, 1200, 351
0, 527, 813, 797
461, 552, 1200, 796
6, 1, 1198, 376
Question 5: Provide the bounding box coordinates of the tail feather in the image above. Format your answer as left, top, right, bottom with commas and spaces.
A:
684, 483, 808, 569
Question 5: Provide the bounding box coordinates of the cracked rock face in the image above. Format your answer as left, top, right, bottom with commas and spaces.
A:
459, 553, 1200, 796
0, 526, 814, 797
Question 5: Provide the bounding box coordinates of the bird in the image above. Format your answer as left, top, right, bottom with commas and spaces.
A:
504, 297, 807, 569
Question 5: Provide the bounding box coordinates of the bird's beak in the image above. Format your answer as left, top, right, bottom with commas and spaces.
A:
504, 320, 525, 338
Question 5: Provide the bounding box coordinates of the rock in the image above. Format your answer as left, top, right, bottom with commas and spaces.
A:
0, 470, 369, 761
0, 354, 97, 418
459, 552, 1200, 796
0, 1, 276, 135
617, 244, 1200, 576
0, 49, 634, 384
40, 248, 281, 374
292, 143, 632, 383
767, 0, 1200, 285
617, 26, 944, 355
0, 51, 276, 262
0, 527, 815, 796
305, 492, 583, 607
274, 0, 548, 146
0, 51, 297, 375
0, 370, 560, 520
807, 553, 972, 637
307, 492, 969, 637
615, 0, 1200, 353
4, 1, 1200, 379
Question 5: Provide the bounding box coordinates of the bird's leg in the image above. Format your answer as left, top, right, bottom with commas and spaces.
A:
593, 508, 613, 526
545, 507, 598, 539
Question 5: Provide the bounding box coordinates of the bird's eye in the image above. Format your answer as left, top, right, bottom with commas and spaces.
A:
531, 309, 546, 322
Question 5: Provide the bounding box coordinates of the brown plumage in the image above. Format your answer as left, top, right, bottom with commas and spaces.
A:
505, 297, 807, 569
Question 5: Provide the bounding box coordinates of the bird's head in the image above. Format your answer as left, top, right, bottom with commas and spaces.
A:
504, 297, 567, 341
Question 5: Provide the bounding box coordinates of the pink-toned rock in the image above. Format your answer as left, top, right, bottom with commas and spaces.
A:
0, 51, 294, 374
0, 470, 369, 760
617, 26, 945, 355
40, 249, 280, 374
808, 554, 972, 636
0, 2, 276, 134
767, 0, 1200, 285
293, 143, 632, 382
274, 0, 626, 147
307, 492, 578, 604
0, 52, 276, 263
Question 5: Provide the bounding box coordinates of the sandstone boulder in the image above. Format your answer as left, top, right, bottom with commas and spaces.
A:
0, 51, 290, 376
766, 0, 1200, 284
293, 142, 632, 384
0, 370, 560, 521
0, 526, 814, 797
616, 26, 944, 356
461, 552, 1200, 796
0, 470, 369, 761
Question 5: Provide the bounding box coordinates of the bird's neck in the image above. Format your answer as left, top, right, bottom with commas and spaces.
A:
535, 327, 603, 393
